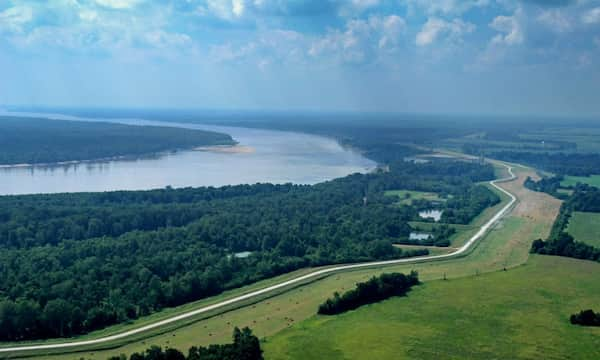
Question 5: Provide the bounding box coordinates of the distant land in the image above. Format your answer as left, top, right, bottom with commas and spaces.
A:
0, 116, 235, 166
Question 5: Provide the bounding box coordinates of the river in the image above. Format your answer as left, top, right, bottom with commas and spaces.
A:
0, 111, 376, 195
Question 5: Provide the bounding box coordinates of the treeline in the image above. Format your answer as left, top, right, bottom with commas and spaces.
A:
0, 117, 234, 165
530, 184, 600, 262
531, 233, 600, 262
108, 327, 262, 360
483, 151, 600, 177
524, 176, 568, 200
0, 161, 497, 341
318, 272, 419, 315
570, 310, 600, 327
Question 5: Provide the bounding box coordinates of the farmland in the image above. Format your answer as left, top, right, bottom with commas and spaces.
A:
567, 212, 600, 248
263, 256, 600, 360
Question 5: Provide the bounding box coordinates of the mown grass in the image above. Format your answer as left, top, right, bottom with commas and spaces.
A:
384, 189, 443, 205
567, 212, 600, 248
561, 175, 600, 188
263, 256, 600, 360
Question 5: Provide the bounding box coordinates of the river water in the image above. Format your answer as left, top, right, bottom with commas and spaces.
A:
0, 111, 376, 195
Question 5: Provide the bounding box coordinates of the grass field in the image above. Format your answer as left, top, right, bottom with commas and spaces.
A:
567, 212, 600, 247
557, 188, 574, 196
1, 165, 563, 360
263, 256, 600, 360
384, 190, 442, 205
561, 175, 600, 188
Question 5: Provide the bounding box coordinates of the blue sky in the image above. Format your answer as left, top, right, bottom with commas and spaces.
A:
0, 0, 599, 116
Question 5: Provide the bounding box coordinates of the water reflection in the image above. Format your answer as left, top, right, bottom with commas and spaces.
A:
0, 113, 376, 195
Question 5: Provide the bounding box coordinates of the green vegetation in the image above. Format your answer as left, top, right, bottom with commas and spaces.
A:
0, 117, 235, 165
384, 190, 442, 205
531, 184, 600, 262
570, 310, 600, 327
524, 175, 568, 199
263, 256, 600, 360
561, 175, 600, 188
7, 166, 543, 360
109, 327, 262, 360
0, 161, 498, 341
317, 272, 419, 315
567, 212, 600, 248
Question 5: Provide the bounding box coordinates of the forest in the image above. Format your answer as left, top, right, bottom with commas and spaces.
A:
108, 327, 263, 360
0, 160, 498, 341
317, 272, 419, 315
530, 184, 600, 262
0, 117, 234, 165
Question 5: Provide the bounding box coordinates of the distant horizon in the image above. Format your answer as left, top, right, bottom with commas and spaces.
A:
3, 104, 599, 121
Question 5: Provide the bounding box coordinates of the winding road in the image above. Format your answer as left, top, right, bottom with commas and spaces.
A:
0, 165, 517, 354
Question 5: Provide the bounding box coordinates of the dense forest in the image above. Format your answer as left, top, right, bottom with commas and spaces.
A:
530, 184, 600, 262
570, 310, 600, 327
0, 117, 234, 165
318, 272, 419, 315
0, 160, 497, 341
108, 327, 262, 360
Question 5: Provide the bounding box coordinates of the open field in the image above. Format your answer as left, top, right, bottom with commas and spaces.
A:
561, 175, 600, 188
384, 190, 442, 205
263, 256, 600, 360
567, 212, 600, 248
3, 164, 563, 360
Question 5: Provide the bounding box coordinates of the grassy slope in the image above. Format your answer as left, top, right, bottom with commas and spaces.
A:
263, 256, 600, 360
561, 175, 600, 188
567, 212, 600, 247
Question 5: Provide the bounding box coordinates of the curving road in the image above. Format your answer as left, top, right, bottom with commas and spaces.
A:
0, 165, 517, 354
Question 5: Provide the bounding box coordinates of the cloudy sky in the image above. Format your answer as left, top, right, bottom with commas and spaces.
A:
0, 0, 599, 115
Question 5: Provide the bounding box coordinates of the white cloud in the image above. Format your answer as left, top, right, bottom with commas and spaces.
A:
490, 12, 523, 45
0, 5, 33, 33
144, 30, 191, 49
94, 0, 144, 9
309, 15, 406, 63
204, 0, 246, 20
79, 10, 99, 22
537, 9, 572, 33
415, 17, 474, 46
582, 7, 600, 24
407, 0, 489, 16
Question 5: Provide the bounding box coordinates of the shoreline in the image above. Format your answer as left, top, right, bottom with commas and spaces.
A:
194, 144, 255, 154
0, 143, 238, 170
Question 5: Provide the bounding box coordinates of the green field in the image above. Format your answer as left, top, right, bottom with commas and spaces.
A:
263, 256, 600, 360
384, 190, 442, 205
557, 188, 574, 196
567, 212, 600, 247
561, 175, 600, 188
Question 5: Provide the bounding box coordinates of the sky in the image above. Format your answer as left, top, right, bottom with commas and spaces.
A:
0, 0, 599, 116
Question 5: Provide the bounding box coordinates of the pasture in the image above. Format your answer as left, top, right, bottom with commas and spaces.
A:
384, 189, 443, 205
561, 175, 600, 188
263, 256, 600, 360
567, 211, 600, 247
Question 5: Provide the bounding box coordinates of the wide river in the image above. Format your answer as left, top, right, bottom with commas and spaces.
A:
0, 111, 376, 195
